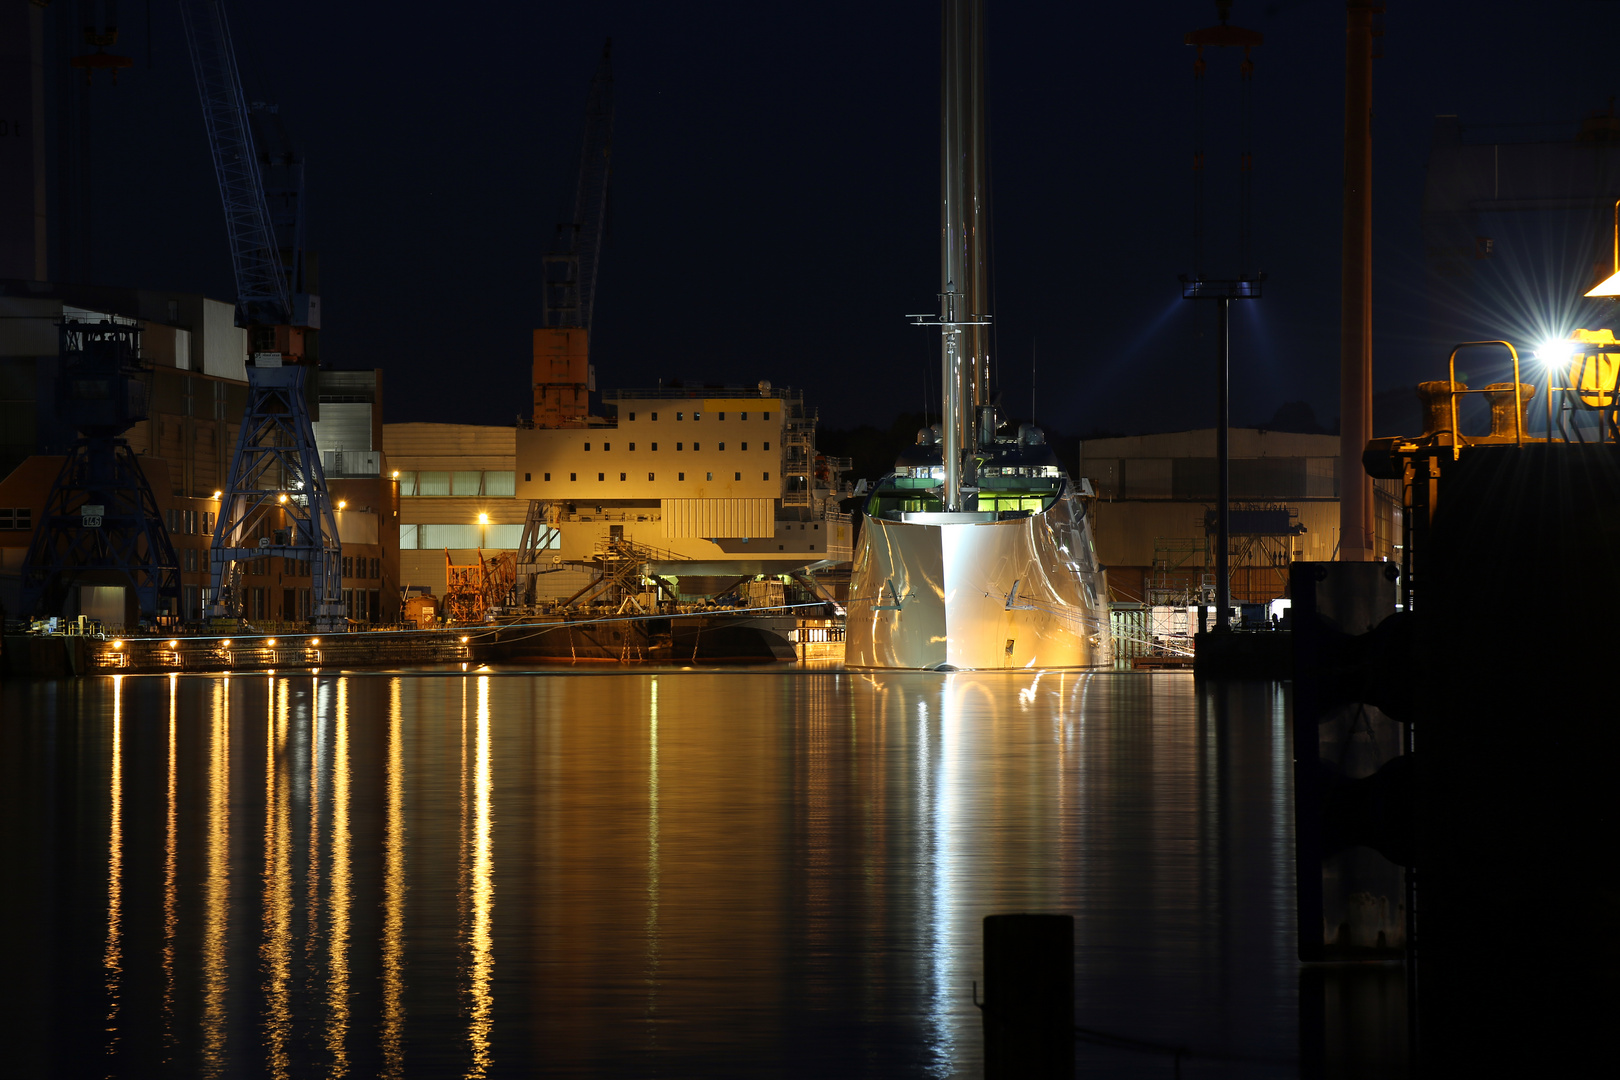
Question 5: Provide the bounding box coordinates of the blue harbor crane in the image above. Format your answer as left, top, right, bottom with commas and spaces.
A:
177, 0, 342, 630
542, 38, 614, 338
19, 320, 181, 626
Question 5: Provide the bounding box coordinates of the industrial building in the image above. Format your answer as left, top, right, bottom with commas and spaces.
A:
1080, 427, 1400, 605
386, 384, 852, 603
0, 281, 399, 628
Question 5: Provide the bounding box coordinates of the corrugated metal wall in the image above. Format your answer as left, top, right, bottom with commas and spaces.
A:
312, 402, 374, 452
661, 497, 773, 538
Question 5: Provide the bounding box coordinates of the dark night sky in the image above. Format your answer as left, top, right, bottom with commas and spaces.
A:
70, 2, 1620, 436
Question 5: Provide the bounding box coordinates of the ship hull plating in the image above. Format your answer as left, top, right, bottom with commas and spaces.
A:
846, 494, 1111, 670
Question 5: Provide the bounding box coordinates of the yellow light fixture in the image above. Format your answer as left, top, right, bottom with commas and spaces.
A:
168, 639, 178, 647
310, 637, 320, 646
278, 493, 289, 504
112, 640, 123, 649
336, 500, 347, 510
477, 512, 489, 524
221, 640, 231, 647
460, 635, 469, 643
267, 638, 277, 646
212, 490, 222, 499
391, 470, 400, 478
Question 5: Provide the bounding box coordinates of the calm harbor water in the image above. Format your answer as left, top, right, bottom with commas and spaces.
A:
1, 669, 1298, 1078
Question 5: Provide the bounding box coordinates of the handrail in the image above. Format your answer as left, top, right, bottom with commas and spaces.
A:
1447, 341, 1524, 460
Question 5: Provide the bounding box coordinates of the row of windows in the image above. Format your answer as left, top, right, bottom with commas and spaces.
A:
166, 508, 217, 535
0, 508, 31, 530
624, 410, 770, 422
400, 523, 550, 550
342, 556, 380, 579
396, 471, 516, 497
582, 440, 768, 452
528, 471, 769, 483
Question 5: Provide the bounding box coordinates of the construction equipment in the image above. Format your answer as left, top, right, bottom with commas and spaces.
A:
20, 320, 181, 625
179, 0, 342, 629
532, 40, 613, 428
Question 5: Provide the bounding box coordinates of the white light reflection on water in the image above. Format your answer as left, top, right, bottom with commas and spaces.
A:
262, 676, 293, 1078
646, 675, 661, 1043
201, 678, 230, 1079
329, 677, 352, 1076
381, 678, 406, 1079
163, 674, 178, 1056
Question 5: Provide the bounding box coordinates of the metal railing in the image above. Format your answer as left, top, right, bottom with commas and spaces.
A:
1447, 341, 1524, 460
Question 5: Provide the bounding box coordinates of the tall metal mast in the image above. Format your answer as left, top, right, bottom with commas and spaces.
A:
544, 39, 615, 335
913, 0, 990, 512
180, 0, 341, 629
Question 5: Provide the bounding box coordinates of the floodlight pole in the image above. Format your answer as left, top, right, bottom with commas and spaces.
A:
1181, 275, 1263, 631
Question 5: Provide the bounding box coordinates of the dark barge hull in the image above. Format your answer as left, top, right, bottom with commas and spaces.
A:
487, 612, 797, 663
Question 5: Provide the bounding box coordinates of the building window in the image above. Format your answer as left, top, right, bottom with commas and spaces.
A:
620, 472, 626, 481
763, 411, 771, 420
677, 442, 684, 451
651, 412, 658, 421
718, 442, 725, 451
706, 472, 713, 481
763, 441, 770, 450
603, 443, 610, 451
693, 412, 701, 421
584, 442, 591, 451
741, 442, 747, 451
763, 472, 770, 480
629, 411, 636, 421
678, 472, 685, 481
741, 412, 748, 420
598, 472, 605, 481
676, 412, 684, 421
525, 473, 531, 481
648, 472, 655, 481
570, 473, 577, 481
735, 472, 742, 481
693, 442, 700, 451
629, 442, 635, 451
544, 472, 551, 481
718, 411, 725, 420
651, 442, 658, 451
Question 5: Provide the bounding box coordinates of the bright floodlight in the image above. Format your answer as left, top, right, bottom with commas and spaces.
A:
1588, 270, 1620, 297
278, 493, 288, 503
1536, 340, 1575, 366
212, 490, 222, 499
477, 512, 489, 524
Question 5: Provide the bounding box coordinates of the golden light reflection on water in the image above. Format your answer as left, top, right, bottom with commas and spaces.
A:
328, 678, 352, 1077
2, 669, 1304, 1077
202, 678, 230, 1078
163, 675, 178, 1055
647, 676, 661, 1033
260, 679, 291, 1077
467, 675, 494, 1077
104, 675, 123, 1062
381, 677, 406, 1079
